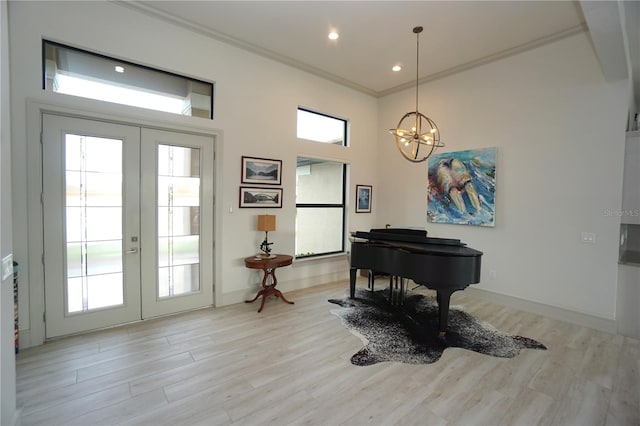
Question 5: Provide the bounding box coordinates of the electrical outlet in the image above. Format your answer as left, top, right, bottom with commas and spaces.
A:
489, 269, 497, 279
581, 232, 596, 244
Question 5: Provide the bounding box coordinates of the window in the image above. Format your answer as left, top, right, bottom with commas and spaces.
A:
297, 107, 347, 146
295, 108, 348, 258
295, 157, 346, 258
43, 40, 214, 119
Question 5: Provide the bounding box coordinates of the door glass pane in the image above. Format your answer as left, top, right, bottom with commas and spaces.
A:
67, 274, 124, 314
158, 235, 200, 267
157, 145, 201, 298
66, 241, 123, 277
66, 207, 122, 241
66, 172, 122, 206
64, 135, 124, 313
158, 265, 199, 298
87, 273, 124, 310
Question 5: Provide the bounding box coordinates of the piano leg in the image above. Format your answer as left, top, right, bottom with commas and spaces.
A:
436, 290, 453, 337
349, 267, 357, 298
388, 276, 407, 306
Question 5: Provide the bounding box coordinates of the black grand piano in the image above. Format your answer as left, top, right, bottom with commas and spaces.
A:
349, 228, 482, 335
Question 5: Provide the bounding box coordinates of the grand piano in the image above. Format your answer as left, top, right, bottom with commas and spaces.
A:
349, 228, 483, 335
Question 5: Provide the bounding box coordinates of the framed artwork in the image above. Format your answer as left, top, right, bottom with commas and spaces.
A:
427, 147, 497, 227
355, 184, 372, 213
239, 186, 283, 208
241, 156, 282, 185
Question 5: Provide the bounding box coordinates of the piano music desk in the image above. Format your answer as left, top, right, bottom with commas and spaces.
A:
244, 254, 294, 313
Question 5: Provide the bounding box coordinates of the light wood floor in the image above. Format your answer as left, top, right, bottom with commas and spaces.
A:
16, 279, 639, 426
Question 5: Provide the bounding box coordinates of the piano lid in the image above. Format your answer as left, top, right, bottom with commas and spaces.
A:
351, 228, 466, 247
370, 228, 427, 237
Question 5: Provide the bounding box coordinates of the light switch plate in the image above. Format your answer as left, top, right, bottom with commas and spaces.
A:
2, 254, 13, 281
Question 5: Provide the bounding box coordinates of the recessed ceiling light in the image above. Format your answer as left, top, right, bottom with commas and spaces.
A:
392, 65, 402, 72
114, 66, 125, 73
328, 31, 339, 40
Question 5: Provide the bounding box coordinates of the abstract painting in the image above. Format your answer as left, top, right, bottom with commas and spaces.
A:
427, 147, 496, 226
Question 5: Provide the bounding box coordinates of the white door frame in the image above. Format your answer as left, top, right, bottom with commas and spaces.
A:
25, 97, 223, 347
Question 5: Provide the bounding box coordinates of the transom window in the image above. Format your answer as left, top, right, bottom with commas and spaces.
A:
43, 40, 214, 119
297, 107, 347, 146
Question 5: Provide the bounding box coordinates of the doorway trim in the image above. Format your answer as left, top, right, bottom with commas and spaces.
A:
25, 97, 223, 347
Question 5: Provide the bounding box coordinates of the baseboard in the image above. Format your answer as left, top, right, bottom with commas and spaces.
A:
218, 271, 349, 307
13, 407, 22, 426
465, 287, 617, 334
278, 271, 349, 293
17, 328, 32, 350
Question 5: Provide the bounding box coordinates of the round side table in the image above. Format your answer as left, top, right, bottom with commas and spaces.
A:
244, 254, 294, 312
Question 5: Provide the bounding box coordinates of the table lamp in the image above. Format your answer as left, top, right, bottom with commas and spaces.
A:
257, 214, 276, 258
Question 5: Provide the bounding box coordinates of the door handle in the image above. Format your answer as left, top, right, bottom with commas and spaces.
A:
126, 248, 138, 254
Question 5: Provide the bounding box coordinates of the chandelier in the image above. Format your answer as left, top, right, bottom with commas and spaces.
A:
389, 26, 444, 162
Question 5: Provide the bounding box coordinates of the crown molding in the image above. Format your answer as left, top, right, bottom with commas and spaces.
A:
116, 2, 587, 99
115, 0, 378, 97
378, 23, 588, 98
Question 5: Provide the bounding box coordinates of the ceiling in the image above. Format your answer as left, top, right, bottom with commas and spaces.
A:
128, 1, 637, 102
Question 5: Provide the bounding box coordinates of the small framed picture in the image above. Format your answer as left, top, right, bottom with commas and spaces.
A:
355, 184, 372, 213
239, 186, 283, 208
241, 156, 282, 185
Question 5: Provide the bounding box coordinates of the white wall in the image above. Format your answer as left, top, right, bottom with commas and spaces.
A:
378, 32, 628, 321
8, 1, 379, 347
1, 0, 17, 424
6, 1, 631, 339
2, 1, 634, 419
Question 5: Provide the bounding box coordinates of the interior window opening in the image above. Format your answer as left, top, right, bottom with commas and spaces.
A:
295, 157, 346, 258
43, 40, 214, 119
296, 107, 347, 146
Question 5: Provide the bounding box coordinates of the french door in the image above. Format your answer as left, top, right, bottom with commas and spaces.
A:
42, 114, 214, 338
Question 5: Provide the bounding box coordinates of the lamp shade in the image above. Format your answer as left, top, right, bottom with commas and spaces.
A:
257, 214, 276, 232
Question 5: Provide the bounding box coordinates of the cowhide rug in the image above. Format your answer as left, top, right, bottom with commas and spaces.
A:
329, 288, 547, 366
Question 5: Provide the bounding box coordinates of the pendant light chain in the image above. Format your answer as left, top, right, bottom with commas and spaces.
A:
414, 26, 422, 140
415, 27, 420, 115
